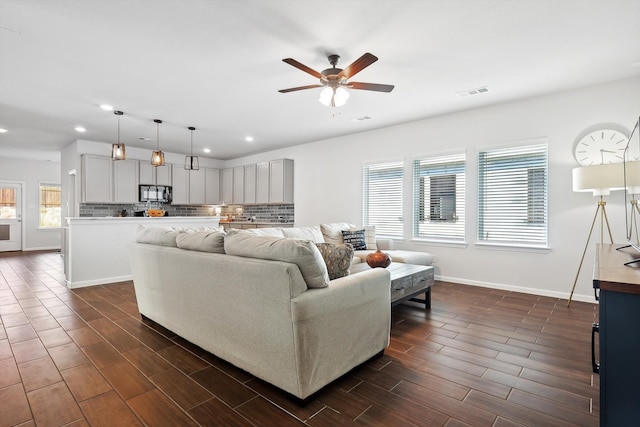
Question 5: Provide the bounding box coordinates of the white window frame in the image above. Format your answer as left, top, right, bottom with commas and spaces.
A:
362, 160, 404, 239
477, 141, 549, 249
412, 152, 466, 243
39, 182, 62, 229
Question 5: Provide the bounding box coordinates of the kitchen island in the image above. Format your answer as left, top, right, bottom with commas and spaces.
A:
64, 216, 220, 288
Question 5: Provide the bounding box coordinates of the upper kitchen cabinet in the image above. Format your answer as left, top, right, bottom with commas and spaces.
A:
221, 168, 233, 205
140, 162, 171, 186
81, 155, 112, 203
113, 159, 139, 203
171, 164, 189, 205
205, 168, 221, 205
269, 159, 294, 204
81, 155, 139, 204
256, 162, 269, 204
244, 163, 257, 204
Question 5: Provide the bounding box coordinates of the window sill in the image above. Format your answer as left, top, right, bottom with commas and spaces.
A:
38, 227, 62, 231
411, 238, 468, 248
474, 242, 551, 254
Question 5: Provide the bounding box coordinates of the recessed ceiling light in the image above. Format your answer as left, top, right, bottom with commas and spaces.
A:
75, 126, 86, 132
245, 136, 254, 142
203, 148, 211, 153
0, 128, 7, 133
100, 104, 114, 111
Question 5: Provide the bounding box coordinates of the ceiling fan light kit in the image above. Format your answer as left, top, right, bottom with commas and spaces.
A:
151, 119, 165, 167
111, 110, 126, 161
279, 52, 394, 108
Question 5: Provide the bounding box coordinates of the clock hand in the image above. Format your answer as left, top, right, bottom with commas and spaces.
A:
600, 149, 617, 153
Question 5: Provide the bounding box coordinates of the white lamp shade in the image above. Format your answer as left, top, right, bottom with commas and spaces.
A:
572, 163, 625, 196
333, 87, 349, 107
318, 86, 349, 107
318, 87, 333, 106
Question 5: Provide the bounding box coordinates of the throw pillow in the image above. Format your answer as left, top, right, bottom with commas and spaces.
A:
176, 230, 226, 253
316, 243, 354, 280
224, 230, 330, 288
341, 229, 367, 250
350, 225, 376, 250
320, 222, 356, 245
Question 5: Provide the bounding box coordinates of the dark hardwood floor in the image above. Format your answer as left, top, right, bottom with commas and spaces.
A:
0, 250, 599, 426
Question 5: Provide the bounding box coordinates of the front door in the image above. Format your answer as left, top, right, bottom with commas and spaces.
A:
0, 183, 22, 252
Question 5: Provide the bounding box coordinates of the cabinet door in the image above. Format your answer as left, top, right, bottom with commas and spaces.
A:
139, 162, 155, 185
155, 164, 172, 186
113, 159, 139, 203
205, 168, 221, 205
233, 166, 244, 204
189, 169, 206, 205
256, 162, 269, 204
81, 155, 112, 203
221, 168, 233, 205
244, 164, 256, 204
269, 159, 294, 204
171, 164, 189, 205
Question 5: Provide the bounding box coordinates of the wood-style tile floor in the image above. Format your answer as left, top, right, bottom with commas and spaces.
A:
0, 250, 599, 426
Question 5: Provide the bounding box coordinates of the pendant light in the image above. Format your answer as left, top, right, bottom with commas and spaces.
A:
151, 119, 165, 167
184, 126, 199, 170
111, 110, 126, 160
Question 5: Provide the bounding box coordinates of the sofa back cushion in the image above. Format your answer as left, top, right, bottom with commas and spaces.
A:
320, 222, 355, 245
224, 230, 330, 288
281, 225, 325, 243
244, 227, 286, 238
135, 225, 179, 247
176, 230, 226, 253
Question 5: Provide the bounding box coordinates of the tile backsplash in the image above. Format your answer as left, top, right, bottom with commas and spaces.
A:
79, 203, 294, 223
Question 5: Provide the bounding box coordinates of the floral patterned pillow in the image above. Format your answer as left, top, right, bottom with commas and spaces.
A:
315, 243, 354, 280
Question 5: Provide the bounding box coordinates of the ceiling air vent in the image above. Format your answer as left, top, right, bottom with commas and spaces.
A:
350, 116, 372, 122
456, 86, 489, 98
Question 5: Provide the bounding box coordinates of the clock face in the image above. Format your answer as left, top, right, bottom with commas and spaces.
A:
573, 129, 630, 166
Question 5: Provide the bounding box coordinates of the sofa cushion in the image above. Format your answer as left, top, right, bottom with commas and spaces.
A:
224, 230, 330, 288
244, 227, 286, 238
352, 225, 377, 250
176, 230, 226, 253
282, 225, 325, 243
320, 222, 355, 245
341, 229, 367, 250
315, 243, 354, 280
135, 225, 179, 247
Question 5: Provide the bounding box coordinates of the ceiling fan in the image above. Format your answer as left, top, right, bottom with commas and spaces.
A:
278, 52, 394, 107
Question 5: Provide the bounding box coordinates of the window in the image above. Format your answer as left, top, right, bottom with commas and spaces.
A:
362, 161, 404, 238
477, 143, 548, 246
40, 183, 61, 228
0, 187, 17, 219
413, 153, 466, 242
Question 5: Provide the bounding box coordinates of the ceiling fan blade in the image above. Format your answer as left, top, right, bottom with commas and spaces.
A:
338, 53, 378, 79
348, 82, 395, 93
278, 84, 324, 93
282, 58, 324, 79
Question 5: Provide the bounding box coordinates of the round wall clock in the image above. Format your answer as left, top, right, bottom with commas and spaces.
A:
573, 129, 630, 166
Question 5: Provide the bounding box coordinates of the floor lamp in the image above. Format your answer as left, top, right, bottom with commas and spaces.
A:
568, 163, 624, 306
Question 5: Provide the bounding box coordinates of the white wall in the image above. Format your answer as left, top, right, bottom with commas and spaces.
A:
0, 157, 62, 250
227, 76, 640, 302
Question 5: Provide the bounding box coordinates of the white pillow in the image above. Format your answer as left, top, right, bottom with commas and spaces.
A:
224, 230, 329, 288
176, 230, 225, 253
244, 227, 286, 237
282, 225, 325, 243
350, 225, 376, 250
135, 225, 178, 247
320, 222, 355, 245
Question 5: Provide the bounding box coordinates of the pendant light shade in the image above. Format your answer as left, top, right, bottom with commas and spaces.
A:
111, 110, 126, 160
318, 86, 349, 107
184, 126, 199, 170
151, 119, 165, 167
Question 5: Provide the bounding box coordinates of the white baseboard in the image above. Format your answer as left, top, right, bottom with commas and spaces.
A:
436, 275, 597, 304
23, 246, 61, 252
66, 275, 133, 289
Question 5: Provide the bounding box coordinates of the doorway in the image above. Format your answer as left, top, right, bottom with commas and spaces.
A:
0, 182, 23, 251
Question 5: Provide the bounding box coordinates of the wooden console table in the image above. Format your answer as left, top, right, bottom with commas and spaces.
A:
593, 244, 640, 426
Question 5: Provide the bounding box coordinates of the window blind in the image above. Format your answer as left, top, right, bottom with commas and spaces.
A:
362, 161, 404, 238
413, 153, 466, 241
477, 143, 548, 246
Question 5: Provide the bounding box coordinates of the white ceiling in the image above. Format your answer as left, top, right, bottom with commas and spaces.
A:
1, 0, 639, 161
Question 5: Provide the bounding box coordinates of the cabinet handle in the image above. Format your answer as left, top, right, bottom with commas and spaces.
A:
591, 322, 600, 374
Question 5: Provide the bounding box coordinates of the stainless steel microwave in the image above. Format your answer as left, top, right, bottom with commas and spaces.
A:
139, 185, 172, 203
